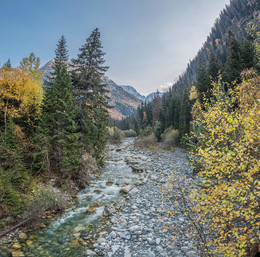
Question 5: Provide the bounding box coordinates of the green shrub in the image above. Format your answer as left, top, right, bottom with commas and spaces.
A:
154, 121, 164, 141
123, 129, 137, 137
134, 133, 157, 149
140, 125, 153, 137
23, 183, 67, 220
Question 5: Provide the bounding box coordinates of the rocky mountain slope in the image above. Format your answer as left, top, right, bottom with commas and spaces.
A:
121, 85, 163, 103
40, 60, 162, 120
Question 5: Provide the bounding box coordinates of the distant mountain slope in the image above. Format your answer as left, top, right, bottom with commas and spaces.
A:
40, 61, 142, 120
172, 0, 259, 90
120, 85, 163, 102
102, 76, 142, 120
121, 85, 146, 102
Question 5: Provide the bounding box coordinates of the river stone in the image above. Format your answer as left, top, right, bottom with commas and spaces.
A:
147, 250, 155, 257
11, 251, 23, 257
28, 235, 36, 240
38, 223, 46, 228
109, 231, 117, 239
156, 238, 161, 245
86, 207, 96, 214
120, 188, 129, 194
18, 232, 27, 240
129, 187, 139, 195
131, 165, 145, 173
103, 205, 116, 216
186, 251, 198, 257
26, 240, 33, 246
12, 243, 22, 249
86, 249, 96, 256
70, 239, 79, 248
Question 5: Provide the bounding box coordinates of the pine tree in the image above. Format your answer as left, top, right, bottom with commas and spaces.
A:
224, 31, 243, 84
241, 39, 255, 70
196, 60, 210, 102
3, 59, 11, 68
39, 35, 80, 177
208, 50, 222, 82
72, 28, 110, 164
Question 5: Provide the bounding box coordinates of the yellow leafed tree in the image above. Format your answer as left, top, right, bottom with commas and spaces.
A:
0, 67, 43, 128
189, 70, 260, 256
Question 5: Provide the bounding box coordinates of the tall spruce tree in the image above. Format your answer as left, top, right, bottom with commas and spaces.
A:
72, 28, 110, 164
39, 35, 80, 177
196, 60, 210, 102
208, 50, 222, 82
224, 31, 243, 84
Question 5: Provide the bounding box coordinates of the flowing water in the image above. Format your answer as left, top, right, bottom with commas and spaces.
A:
17, 139, 138, 257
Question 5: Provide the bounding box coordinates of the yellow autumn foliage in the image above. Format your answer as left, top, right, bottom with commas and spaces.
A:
0, 67, 43, 123
189, 70, 259, 256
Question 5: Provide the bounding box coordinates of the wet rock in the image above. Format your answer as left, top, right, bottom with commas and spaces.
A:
18, 232, 27, 240
72, 233, 81, 237
131, 165, 145, 173
38, 223, 46, 228
106, 181, 113, 186
86, 207, 96, 214
129, 187, 139, 195
11, 243, 21, 249
70, 239, 79, 248
120, 188, 129, 194
109, 231, 117, 239
26, 240, 33, 246
11, 251, 23, 257
147, 249, 155, 257
86, 249, 96, 256
103, 205, 116, 216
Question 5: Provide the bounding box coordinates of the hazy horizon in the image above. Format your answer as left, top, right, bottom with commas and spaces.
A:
0, 0, 231, 95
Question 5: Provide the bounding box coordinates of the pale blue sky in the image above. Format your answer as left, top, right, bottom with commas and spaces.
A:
0, 0, 230, 95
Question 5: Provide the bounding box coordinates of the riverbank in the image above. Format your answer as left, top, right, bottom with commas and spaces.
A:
0, 138, 199, 257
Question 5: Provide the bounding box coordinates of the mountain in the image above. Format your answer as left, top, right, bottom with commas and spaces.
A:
102, 76, 142, 120
120, 85, 146, 102
120, 85, 163, 102
40, 61, 142, 120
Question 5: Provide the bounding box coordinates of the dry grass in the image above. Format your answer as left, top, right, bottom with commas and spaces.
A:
134, 133, 157, 150
108, 127, 124, 144
161, 127, 179, 151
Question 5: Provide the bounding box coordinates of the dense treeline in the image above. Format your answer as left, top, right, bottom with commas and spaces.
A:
121, 0, 259, 142
0, 29, 109, 227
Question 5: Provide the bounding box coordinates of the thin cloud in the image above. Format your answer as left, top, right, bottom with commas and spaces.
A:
160, 82, 172, 92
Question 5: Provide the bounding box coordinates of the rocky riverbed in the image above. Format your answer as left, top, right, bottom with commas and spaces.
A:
94, 139, 199, 257
0, 138, 200, 257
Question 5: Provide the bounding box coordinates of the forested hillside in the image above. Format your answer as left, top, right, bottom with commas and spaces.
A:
0, 29, 110, 230
125, 0, 259, 139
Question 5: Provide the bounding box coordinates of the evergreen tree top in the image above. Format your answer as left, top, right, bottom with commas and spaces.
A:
55, 35, 69, 68
3, 59, 11, 68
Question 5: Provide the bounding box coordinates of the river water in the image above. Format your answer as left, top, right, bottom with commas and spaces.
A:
18, 139, 138, 257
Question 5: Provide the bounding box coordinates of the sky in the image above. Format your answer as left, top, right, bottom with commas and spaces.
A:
0, 0, 231, 95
